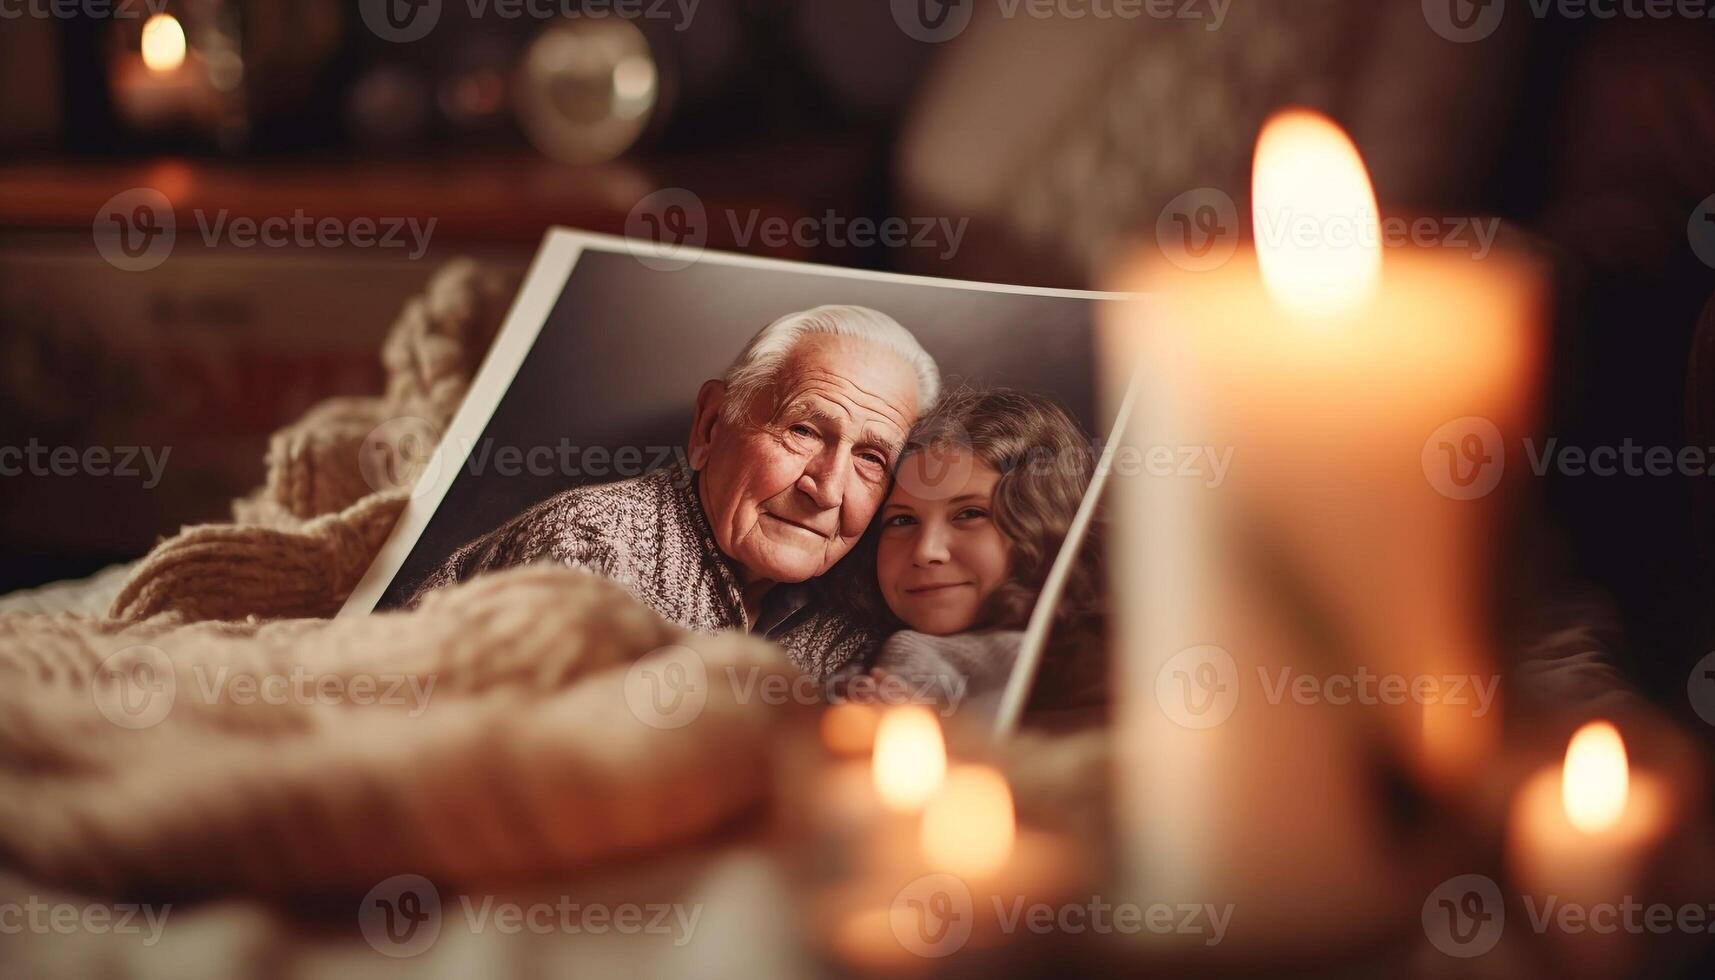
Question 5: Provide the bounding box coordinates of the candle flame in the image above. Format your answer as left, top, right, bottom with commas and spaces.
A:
1252, 109, 1382, 319
921, 765, 1016, 877
141, 14, 187, 74
1562, 720, 1629, 834
872, 705, 946, 812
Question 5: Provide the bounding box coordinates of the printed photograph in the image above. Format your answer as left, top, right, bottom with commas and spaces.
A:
351, 231, 1118, 713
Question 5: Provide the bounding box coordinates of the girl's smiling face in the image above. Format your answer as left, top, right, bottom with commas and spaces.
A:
876, 448, 1012, 635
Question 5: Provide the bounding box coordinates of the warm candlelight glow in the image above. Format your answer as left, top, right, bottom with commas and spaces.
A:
1563, 721, 1629, 833
1251, 109, 1382, 320
821, 703, 880, 757
872, 706, 946, 812
921, 765, 1016, 877
141, 14, 188, 74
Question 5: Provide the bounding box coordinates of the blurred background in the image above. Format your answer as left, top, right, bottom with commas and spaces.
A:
1, 0, 1713, 720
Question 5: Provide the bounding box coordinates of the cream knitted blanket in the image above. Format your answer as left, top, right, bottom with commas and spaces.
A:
0, 259, 799, 899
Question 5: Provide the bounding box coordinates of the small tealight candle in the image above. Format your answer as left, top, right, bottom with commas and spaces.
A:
1509, 721, 1672, 905
1507, 720, 1675, 977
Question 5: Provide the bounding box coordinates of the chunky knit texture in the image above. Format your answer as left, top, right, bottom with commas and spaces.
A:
0, 259, 806, 901
108, 258, 515, 624
0, 564, 796, 898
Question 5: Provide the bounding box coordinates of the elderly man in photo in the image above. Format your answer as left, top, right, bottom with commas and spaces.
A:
410, 305, 940, 677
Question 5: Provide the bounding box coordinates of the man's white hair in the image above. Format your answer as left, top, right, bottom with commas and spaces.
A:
721, 305, 940, 423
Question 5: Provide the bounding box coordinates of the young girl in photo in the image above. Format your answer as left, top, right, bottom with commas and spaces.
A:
840, 386, 1106, 714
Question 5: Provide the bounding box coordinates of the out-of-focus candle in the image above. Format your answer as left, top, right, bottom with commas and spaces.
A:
1106, 109, 1544, 951
1507, 721, 1673, 978
873, 706, 947, 813
1510, 722, 1671, 905
111, 12, 219, 133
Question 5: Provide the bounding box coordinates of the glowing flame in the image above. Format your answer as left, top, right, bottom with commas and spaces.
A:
1562, 720, 1629, 834
872, 705, 945, 812
921, 765, 1016, 877
141, 14, 187, 74
1251, 109, 1382, 319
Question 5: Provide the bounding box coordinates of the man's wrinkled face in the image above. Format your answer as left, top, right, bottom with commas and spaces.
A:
692, 334, 921, 585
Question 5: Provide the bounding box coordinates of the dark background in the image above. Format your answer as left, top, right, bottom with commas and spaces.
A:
374, 243, 1103, 607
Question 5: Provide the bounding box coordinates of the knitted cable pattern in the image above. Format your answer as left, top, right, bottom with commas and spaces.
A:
0, 564, 795, 897
109, 258, 515, 623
